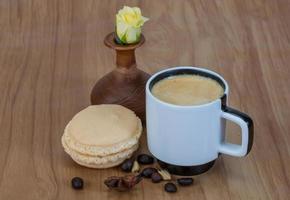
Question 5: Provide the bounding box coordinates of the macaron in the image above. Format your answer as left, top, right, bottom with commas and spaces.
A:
61, 104, 142, 168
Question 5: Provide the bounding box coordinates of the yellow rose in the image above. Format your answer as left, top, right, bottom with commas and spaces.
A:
116, 6, 149, 44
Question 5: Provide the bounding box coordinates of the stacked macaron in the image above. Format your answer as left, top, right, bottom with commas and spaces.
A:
61, 104, 142, 168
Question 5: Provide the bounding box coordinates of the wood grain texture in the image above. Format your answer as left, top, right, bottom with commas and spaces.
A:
0, 0, 290, 199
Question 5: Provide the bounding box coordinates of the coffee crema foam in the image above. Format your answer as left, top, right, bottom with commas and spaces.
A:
151, 75, 224, 106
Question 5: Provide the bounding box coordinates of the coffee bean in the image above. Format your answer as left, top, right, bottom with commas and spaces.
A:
71, 177, 84, 190
164, 182, 177, 193
137, 154, 154, 165
151, 172, 163, 183
141, 167, 157, 178
121, 159, 134, 172
177, 178, 194, 186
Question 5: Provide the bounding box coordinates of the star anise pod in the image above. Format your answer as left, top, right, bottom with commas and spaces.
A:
104, 174, 142, 192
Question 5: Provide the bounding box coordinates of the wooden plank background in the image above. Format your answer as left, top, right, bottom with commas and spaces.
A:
0, 0, 290, 199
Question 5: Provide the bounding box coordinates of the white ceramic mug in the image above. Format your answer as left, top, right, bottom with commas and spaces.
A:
146, 66, 254, 175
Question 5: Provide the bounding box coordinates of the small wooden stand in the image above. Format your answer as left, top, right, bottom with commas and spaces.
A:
90, 32, 150, 122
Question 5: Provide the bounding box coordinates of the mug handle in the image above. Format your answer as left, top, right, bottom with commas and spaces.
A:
219, 106, 254, 157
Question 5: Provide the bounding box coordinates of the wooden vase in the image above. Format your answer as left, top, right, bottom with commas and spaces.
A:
90, 32, 150, 122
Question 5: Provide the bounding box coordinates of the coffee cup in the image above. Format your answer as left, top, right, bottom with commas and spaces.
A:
146, 66, 254, 175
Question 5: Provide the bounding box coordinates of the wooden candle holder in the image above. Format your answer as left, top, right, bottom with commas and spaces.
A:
90, 32, 150, 122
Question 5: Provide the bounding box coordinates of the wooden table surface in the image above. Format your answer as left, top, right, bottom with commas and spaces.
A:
1, 0, 290, 199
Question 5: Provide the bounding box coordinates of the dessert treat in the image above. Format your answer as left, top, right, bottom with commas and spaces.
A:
62, 104, 142, 168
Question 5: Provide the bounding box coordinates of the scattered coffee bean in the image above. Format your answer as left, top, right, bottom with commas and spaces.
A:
164, 182, 177, 193
141, 167, 157, 178
177, 178, 194, 186
151, 172, 163, 183
71, 177, 84, 190
121, 159, 134, 172
137, 154, 154, 165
